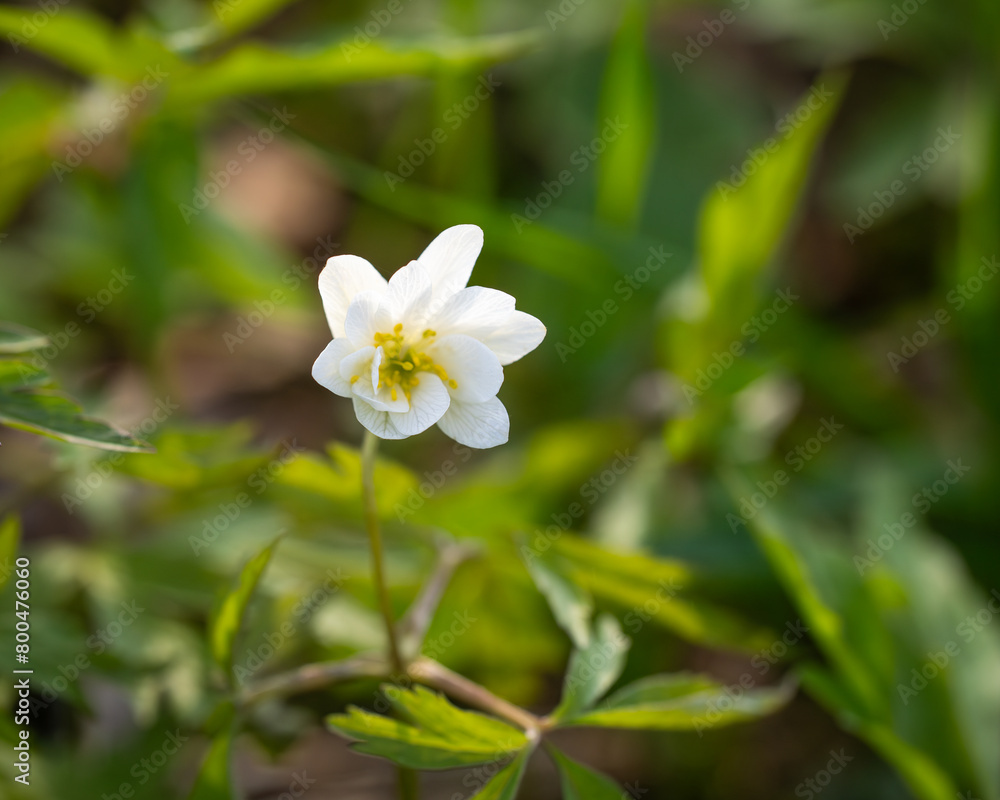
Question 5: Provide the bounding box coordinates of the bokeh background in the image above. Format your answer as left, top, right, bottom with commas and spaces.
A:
1, 0, 999, 798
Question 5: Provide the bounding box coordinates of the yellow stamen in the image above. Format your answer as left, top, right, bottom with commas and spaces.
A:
371, 323, 457, 401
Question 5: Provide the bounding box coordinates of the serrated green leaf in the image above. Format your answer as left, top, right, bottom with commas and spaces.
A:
521, 551, 593, 650
0, 389, 153, 452
328, 688, 527, 771
0, 516, 20, 593
210, 536, 281, 686
0, 323, 48, 354
562, 672, 795, 731
552, 615, 629, 722
470, 747, 532, 799
388, 685, 528, 747
548, 746, 623, 800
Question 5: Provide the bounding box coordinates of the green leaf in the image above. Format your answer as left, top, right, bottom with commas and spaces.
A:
0, 10, 173, 81
548, 746, 623, 800
552, 615, 629, 722
187, 713, 235, 800
521, 551, 593, 650
552, 534, 775, 653
169, 31, 541, 105
0, 323, 48, 354
0, 8, 119, 75
698, 73, 847, 313
663, 74, 847, 461
211, 0, 299, 37
210, 536, 281, 686
596, 0, 656, 229
328, 686, 528, 771
0, 516, 20, 593
561, 672, 795, 731
469, 746, 532, 799
0, 384, 153, 453
0, 79, 66, 227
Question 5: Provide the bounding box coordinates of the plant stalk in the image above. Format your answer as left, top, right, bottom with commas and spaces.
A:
361, 430, 405, 675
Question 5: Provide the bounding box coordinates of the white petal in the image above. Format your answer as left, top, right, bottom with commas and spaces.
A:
344, 291, 390, 348
339, 345, 374, 383
312, 338, 357, 397
352, 347, 409, 413
417, 224, 484, 307
318, 255, 388, 338
385, 261, 433, 328
387, 373, 450, 437
428, 286, 515, 335
436, 396, 509, 449
427, 288, 545, 366
478, 310, 547, 366
426, 334, 503, 403
353, 397, 406, 440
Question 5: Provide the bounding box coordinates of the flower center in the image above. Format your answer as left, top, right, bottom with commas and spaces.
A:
353, 323, 457, 402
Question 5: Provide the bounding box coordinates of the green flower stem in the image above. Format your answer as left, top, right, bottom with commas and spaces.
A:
241, 654, 545, 733
361, 430, 405, 675
361, 431, 418, 800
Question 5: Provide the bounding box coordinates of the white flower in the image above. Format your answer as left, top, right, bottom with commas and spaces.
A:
312, 224, 545, 448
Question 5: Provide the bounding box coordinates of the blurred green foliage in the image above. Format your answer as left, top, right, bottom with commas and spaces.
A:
1, 0, 999, 798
